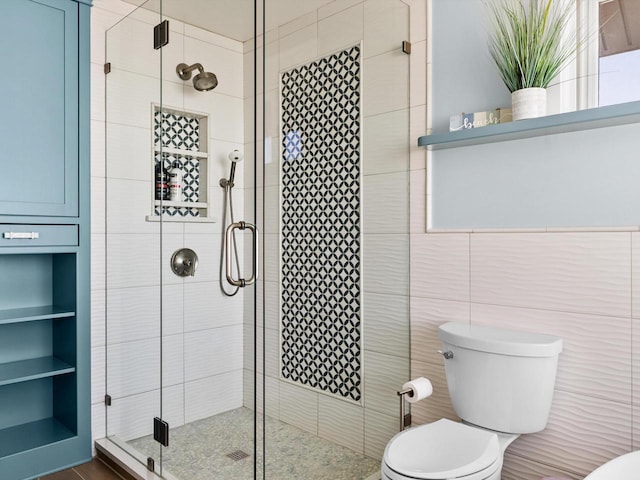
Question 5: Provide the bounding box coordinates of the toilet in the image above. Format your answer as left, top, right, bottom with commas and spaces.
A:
382, 322, 563, 480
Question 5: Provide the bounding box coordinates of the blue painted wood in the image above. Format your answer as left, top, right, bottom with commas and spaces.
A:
0, 225, 78, 247
418, 100, 640, 149
0, 380, 52, 431
0, 0, 92, 477
0, 0, 78, 218
0, 306, 75, 325
0, 255, 52, 311
0, 417, 74, 458
0, 357, 75, 387
0, 322, 52, 365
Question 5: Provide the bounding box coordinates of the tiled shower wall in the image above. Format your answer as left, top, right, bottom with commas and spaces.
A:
409, 6, 640, 480
90, 0, 245, 444
242, 0, 416, 460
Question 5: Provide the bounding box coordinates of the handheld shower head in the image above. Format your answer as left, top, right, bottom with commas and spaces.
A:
220, 150, 244, 188
228, 150, 244, 163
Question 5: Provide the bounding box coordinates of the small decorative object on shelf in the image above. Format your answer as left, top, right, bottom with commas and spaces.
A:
486, 0, 580, 120
450, 108, 512, 131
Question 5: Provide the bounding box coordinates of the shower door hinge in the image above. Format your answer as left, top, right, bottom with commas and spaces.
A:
153, 417, 170, 447
402, 41, 411, 55
104, 62, 111, 74
147, 457, 155, 472
154, 20, 170, 50
104, 394, 112, 406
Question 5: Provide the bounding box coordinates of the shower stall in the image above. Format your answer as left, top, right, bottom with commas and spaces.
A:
99, 0, 411, 478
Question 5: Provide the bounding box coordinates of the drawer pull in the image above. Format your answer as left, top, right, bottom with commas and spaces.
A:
3, 232, 40, 240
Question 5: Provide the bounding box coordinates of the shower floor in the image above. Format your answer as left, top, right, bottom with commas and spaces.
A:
129, 407, 380, 480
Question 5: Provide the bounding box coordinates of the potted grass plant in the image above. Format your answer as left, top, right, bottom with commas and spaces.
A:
486, 0, 577, 120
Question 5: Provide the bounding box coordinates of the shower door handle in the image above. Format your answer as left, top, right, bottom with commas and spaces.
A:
225, 221, 259, 287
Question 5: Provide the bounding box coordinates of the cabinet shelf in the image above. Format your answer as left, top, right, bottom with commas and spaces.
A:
0, 418, 75, 458
0, 306, 75, 325
0, 357, 75, 387
418, 100, 640, 150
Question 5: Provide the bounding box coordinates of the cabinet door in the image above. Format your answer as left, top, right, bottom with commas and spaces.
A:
0, 0, 78, 217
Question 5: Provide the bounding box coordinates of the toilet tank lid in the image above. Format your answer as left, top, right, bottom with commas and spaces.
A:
438, 322, 563, 357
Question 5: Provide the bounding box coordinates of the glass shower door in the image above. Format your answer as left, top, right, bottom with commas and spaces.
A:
259, 1, 412, 479
105, 0, 258, 478
104, 0, 164, 474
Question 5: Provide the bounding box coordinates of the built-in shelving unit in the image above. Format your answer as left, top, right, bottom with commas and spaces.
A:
418, 100, 640, 150
0, 1, 91, 477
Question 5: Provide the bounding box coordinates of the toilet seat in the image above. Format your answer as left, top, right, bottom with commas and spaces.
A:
382, 419, 501, 480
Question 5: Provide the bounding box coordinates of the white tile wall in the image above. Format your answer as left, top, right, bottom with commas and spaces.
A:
184, 325, 244, 382
317, 3, 363, 56
410, 233, 470, 301
509, 389, 632, 474
363, 351, 409, 417
278, 381, 319, 434
363, 0, 409, 58
362, 172, 409, 234
362, 109, 410, 176
364, 408, 397, 459
362, 51, 409, 117
318, 396, 365, 453
470, 233, 631, 318
363, 291, 410, 358
184, 370, 244, 423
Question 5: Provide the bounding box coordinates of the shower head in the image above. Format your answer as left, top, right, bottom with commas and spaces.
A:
176, 62, 218, 91
220, 150, 244, 189
228, 150, 244, 163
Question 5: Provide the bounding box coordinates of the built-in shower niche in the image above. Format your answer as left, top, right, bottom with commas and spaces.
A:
147, 105, 212, 222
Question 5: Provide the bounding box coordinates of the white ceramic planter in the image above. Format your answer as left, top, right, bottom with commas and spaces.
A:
511, 87, 547, 120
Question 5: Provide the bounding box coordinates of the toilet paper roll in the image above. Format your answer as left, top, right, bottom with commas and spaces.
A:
402, 377, 433, 403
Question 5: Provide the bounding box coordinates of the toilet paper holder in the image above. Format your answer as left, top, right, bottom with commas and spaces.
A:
397, 387, 413, 432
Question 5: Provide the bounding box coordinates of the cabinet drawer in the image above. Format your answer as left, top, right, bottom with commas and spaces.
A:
0, 225, 78, 247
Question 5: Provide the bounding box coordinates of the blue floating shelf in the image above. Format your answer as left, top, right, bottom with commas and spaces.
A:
418, 101, 640, 150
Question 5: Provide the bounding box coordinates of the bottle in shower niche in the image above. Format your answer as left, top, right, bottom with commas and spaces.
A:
169, 161, 183, 202
155, 162, 170, 200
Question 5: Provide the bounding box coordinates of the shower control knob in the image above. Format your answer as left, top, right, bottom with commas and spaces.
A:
437, 350, 454, 360
171, 248, 199, 277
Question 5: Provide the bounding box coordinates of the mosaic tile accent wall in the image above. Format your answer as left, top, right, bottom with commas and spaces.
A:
153, 110, 201, 217
280, 45, 362, 402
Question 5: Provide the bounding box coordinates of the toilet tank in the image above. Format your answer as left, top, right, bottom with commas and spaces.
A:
438, 322, 562, 434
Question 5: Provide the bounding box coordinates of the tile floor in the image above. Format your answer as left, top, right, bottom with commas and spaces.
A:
128, 407, 380, 480
39, 458, 124, 480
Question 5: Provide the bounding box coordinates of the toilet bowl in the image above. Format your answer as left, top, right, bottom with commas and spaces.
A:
381, 419, 518, 480
381, 322, 563, 480
584, 450, 640, 480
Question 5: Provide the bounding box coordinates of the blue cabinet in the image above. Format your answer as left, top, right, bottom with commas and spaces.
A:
0, 1, 92, 479
0, 0, 81, 219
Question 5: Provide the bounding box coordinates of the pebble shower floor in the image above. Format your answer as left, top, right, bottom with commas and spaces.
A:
129, 408, 380, 479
